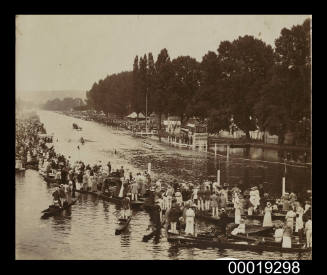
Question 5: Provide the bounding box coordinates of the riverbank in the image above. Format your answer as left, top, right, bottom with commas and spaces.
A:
208, 136, 311, 152
56, 110, 311, 166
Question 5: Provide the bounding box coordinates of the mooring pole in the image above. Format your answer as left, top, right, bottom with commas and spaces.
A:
282, 161, 286, 196
217, 159, 221, 186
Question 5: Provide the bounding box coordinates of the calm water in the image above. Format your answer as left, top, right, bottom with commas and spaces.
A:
15, 111, 311, 260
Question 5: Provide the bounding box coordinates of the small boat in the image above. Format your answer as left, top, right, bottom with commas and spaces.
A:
43, 176, 61, 186
167, 232, 311, 253
243, 212, 286, 221
115, 216, 132, 235
143, 141, 153, 149
41, 199, 77, 219
196, 211, 234, 225
72, 123, 82, 130
15, 168, 26, 174
75, 189, 144, 210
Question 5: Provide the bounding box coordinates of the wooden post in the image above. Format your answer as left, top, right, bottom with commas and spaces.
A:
148, 162, 151, 175
282, 177, 286, 196
226, 145, 230, 162
282, 162, 286, 196
217, 159, 221, 186
214, 143, 217, 156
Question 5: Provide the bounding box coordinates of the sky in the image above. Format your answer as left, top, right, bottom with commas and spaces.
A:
16, 15, 310, 94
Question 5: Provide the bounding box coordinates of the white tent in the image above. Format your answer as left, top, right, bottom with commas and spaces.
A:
126, 112, 138, 119
138, 112, 145, 119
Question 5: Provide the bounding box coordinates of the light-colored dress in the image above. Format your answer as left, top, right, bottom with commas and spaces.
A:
282, 226, 292, 248
185, 208, 195, 235
274, 228, 283, 242
295, 207, 304, 232
263, 206, 273, 227
285, 210, 296, 231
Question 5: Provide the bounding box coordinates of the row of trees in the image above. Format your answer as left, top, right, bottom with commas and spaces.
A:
42, 97, 85, 111
86, 19, 311, 145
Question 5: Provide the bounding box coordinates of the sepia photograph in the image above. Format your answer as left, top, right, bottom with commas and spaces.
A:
15, 15, 311, 260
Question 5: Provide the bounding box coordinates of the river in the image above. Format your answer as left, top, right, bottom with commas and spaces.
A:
15, 110, 311, 260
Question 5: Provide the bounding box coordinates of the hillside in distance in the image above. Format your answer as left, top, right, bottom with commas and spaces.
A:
16, 90, 86, 105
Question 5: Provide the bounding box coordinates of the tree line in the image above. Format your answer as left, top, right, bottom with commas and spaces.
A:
86, 19, 311, 145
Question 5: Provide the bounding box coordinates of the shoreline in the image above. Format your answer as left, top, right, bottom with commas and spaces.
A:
55, 110, 311, 167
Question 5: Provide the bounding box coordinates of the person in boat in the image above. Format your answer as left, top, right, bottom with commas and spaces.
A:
273, 223, 284, 243
166, 185, 174, 210
61, 166, 68, 185
285, 208, 296, 232
197, 185, 204, 211
91, 171, 98, 192
59, 184, 67, 207
249, 186, 260, 213
52, 187, 62, 208
82, 171, 89, 191
233, 191, 242, 225
282, 223, 293, 248
131, 180, 139, 201
185, 203, 196, 236
231, 218, 246, 235
66, 182, 72, 204
304, 216, 312, 248
303, 200, 311, 217
119, 166, 125, 178
295, 201, 304, 243
107, 161, 111, 175
76, 171, 83, 191
219, 189, 227, 210
204, 186, 211, 211
210, 191, 219, 217
88, 171, 94, 191
168, 200, 182, 234
121, 196, 131, 219
192, 186, 199, 208
263, 202, 273, 227
219, 208, 229, 236
174, 188, 183, 206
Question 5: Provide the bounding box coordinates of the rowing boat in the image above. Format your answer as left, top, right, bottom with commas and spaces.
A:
75, 189, 144, 209
41, 199, 77, 219
196, 211, 234, 225
167, 232, 311, 253
15, 168, 26, 174
115, 216, 132, 235
43, 176, 61, 186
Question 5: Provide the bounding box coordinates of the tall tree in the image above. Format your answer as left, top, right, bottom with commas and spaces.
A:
153, 48, 173, 141
255, 18, 311, 145
169, 56, 201, 123
217, 35, 274, 139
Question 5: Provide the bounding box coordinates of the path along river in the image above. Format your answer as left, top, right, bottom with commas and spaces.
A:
15, 110, 311, 260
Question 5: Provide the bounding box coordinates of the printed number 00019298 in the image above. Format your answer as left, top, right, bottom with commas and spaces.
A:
228, 261, 301, 274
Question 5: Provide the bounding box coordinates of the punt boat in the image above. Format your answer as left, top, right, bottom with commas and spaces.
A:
167, 232, 311, 253
115, 216, 132, 235
41, 199, 77, 219
75, 189, 144, 209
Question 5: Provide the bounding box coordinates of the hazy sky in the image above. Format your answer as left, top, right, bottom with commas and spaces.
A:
16, 15, 310, 94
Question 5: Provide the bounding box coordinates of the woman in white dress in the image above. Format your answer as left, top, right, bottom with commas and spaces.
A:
282, 224, 293, 248
285, 208, 296, 232
184, 205, 196, 235
234, 194, 241, 225
295, 202, 304, 242
263, 202, 273, 227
